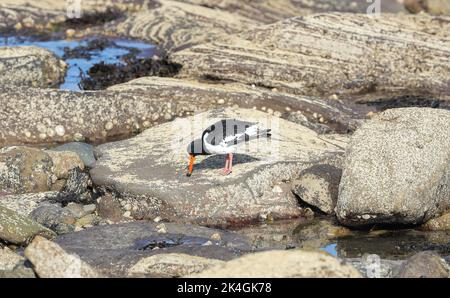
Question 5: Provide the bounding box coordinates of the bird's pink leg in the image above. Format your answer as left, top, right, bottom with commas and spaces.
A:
228, 153, 233, 173
219, 154, 232, 175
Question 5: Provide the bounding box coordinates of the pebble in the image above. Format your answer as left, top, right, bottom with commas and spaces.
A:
105, 122, 114, 131
217, 99, 225, 104
83, 204, 96, 214
210, 233, 221, 241
55, 125, 65, 136
153, 216, 162, 223
156, 223, 167, 234
66, 29, 76, 38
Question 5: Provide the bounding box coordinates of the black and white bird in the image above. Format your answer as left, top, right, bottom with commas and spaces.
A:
186, 119, 271, 176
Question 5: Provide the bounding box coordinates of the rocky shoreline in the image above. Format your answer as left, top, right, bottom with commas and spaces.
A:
0, 0, 449, 278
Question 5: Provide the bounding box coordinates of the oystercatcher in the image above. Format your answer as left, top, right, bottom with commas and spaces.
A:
186, 119, 271, 176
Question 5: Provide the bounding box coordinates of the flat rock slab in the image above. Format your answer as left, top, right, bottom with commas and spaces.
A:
171, 13, 450, 99
189, 249, 362, 278
91, 108, 347, 225
336, 108, 450, 226
0, 78, 363, 147
0, 46, 66, 88
55, 221, 251, 277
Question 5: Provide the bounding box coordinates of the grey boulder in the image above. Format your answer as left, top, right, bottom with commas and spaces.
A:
91, 108, 348, 225
336, 108, 450, 226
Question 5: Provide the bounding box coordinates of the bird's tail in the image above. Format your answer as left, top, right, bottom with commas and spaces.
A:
245, 128, 271, 141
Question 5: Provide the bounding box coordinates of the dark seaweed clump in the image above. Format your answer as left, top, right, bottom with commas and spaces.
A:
80, 56, 181, 90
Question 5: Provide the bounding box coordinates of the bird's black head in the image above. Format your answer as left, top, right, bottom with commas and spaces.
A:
186, 138, 206, 157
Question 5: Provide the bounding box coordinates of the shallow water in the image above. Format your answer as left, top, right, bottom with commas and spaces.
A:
230, 218, 450, 260
0, 36, 155, 91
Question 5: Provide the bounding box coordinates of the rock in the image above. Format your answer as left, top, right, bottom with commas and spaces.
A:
54, 221, 251, 277
0, 246, 25, 271
293, 219, 353, 250
57, 167, 92, 204
75, 214, 99, 228
336, 108, 450, 226
171, 13, 450, 99
231, 220, 302, 250
46, 151, 85, 179
287, 111, 332, 134
0, 205, 56, 245
421, 212, 450, 231
127, 253, 225, 277
92, 0, 404, 51
50, 142, 96, 168
91, 108, 348, 225
0, 46, 66, 88
30, 204, 76, 234
0, 146, 55, 194
189, 250, 362, 278
292, 164, 342, 214
24, 236, 101, 278
0, 192, 59, 216
0, 246, 36, 278
0, 77, 364, 147
405, 0, 450, 15
64, 203, 89, 219
396, 251, 450, 278
96, 194, 125, 223
346, 255, 403, 278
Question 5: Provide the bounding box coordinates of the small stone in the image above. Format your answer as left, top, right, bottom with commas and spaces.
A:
55, 125, 65, 137
156, 223, 167, 234
217, 99, 225, 104
330, 94, 339, 100
14, 23, 23, 30
153, 216, 162, 223
362, 214, 371, 220
105, 122, 114, 131
210, 233, 221, 241
66, 29, 76, 38
202, 241, 213, 246
272, 185, 283, 193
83, 204, 96, 214
123, 211, 132, 218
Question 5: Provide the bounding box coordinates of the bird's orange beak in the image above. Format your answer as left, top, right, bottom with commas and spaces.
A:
187, 154, 195, 177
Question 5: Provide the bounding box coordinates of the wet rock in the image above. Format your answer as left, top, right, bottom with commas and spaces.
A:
0, 205, 56, 245
293, 219, 353, 250
396, 251, 450, 278
0, 146, 55, 194
405, 0, 450, 15
190, 250, 362, 278
54, 221, 250, 277
0, 192, 59, 216
171, 13, 450, 99
30, 204, 76, 235
51, 142, 96, 168
292, 164, 342, 214
336, 108, 450, 226
24, 236, 101, 278
0, 46, 66, 88
346, 255, 403, 278
421, 213, 450, 231
96, 194, 125, 223
128, 253, 225, 277
91, 108, 348, 225
46, 151, 85, 179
